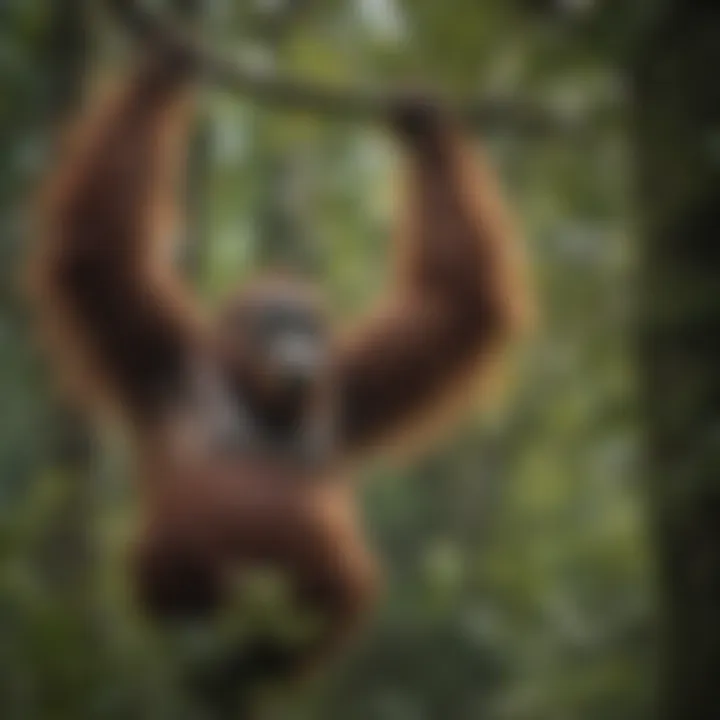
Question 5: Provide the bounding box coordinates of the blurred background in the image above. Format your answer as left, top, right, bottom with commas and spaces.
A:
1, 1, 718, 718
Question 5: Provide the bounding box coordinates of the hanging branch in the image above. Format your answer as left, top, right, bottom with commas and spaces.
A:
106, 0, 608, 136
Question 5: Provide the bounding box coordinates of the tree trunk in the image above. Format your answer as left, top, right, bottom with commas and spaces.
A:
632, 4, 720, 718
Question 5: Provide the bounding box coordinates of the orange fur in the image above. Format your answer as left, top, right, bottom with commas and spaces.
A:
28, 49, 531, 691
335, 118, 531, 460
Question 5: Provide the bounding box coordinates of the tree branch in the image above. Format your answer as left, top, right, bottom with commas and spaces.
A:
106, 0, 609, 136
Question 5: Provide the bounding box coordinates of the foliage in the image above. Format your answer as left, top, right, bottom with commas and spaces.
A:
0, 1, 653, 718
